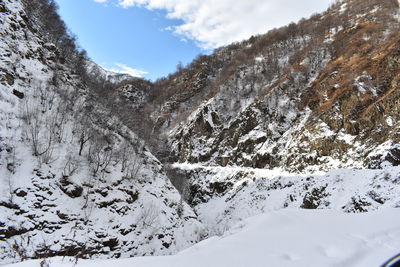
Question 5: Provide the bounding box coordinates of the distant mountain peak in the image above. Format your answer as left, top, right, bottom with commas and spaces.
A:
86, 61, 135, 84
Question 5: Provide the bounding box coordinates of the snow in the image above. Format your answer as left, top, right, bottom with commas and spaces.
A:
254, 56, 264, 62
363, 34, 371, 41
339, 3, 348, 14
86, 61, 133, 84
386, 117, 394, 127
2, 0, 400, 265
173, 162, 294, 179
6, 208, 400, 267
324, 27, 341, 44
173, 163, 400, 239
370, 6, 381, 14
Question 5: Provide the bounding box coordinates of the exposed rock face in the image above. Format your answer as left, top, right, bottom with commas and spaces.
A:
120, 0, 400, 173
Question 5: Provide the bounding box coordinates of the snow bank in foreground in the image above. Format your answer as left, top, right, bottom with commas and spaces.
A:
7, 208, 400, 267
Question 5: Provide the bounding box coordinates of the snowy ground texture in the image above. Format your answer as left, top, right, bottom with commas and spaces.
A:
176, 164, 400, 236
5, 208, 400, 267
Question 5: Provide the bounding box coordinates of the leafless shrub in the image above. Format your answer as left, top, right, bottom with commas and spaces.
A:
87, 144, 113, 177
138, 200, 159, 228
52, 103, 69, 144
6, 237, 29, 262
122, 155, 143, 181
62, 155, 81, 177
118, 142, 133, 173
81, 178, 96, 225
19, 82, 70, 164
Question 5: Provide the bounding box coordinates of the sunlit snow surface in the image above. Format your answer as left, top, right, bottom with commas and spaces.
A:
6, 209, 400, 267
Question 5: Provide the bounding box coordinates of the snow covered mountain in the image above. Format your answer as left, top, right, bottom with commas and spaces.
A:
86, 62, 134, 85
128, 0, 400, 236
156, 0, 400, 173
111, 0, 400, 234
0, 0, 202, 264
1, 0, 400, 265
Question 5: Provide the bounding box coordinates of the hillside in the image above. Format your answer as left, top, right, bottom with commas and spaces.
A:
0, 0, 202, 263
157, 0, 400, 172
109, 0, 400, 173
1, 0, 400, 265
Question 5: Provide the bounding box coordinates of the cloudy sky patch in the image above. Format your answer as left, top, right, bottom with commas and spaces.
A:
103, 63, 149, 78
55, 0, 334, 79
96, 0, 333, 49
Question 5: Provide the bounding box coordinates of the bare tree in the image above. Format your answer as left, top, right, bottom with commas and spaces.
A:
73, 115, 93, 156
78, 130, 92, 156
118, 142, 133, 173
87, 133, 114, 177
37, 84, 57, 113
117, 141, 143, 181
52, 102, 69, 143
22, 98, 55, 162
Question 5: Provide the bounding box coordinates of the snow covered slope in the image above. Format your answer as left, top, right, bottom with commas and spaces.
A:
174, 164, 400, 235
5, 208, 400, 267
86, 61, 134, 85
0, 0, 202, 264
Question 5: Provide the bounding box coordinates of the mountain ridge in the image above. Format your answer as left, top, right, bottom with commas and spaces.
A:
143, 0, 400, 172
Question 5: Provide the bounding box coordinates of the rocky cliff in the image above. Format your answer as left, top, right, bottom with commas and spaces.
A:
154, 0, 400, 172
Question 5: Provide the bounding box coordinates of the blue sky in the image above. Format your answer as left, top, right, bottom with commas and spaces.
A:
55, 0, 203, 80
55, 0, 333, 81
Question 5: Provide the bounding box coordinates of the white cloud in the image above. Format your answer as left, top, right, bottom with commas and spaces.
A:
93, 0, 108, 2
103, 63, 148, 78
95, 0, 334, 49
